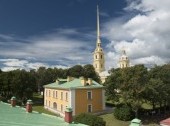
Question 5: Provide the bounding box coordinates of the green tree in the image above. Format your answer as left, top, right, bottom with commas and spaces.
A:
144, 78, 164, 109
114, 104, 134, 121
105, 65, 148, 117
83, 64, 100, 83
67, 65, 84, 78
74, 113, 106, 126
11, 70, 36, 100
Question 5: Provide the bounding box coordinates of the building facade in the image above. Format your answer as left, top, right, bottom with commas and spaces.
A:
44, 77, 105, 117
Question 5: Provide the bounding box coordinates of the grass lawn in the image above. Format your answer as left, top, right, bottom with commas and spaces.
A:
100, 113, 159, 126
100, 114, 130, 126
32, 105, 58, 116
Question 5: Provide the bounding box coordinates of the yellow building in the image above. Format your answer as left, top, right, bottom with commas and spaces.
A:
44, 76, 105, 117
119, 49, 130, 68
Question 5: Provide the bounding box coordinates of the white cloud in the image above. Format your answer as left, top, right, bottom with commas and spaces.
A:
0, 58, 68, 71
1, 67, 19, 72
0, 28, 92, 67
3, 59, 28, 67
1, 0, 170, 71
103, 0, 170, 69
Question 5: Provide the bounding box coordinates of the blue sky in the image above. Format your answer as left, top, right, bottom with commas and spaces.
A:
0, 0, 170, 71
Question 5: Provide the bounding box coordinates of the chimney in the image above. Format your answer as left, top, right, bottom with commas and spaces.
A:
56, 79, 60, 84
80, 77, 86, 86
65, 107, 73, 123
87, 78, 92, 85
67, 76, 74, 82
11, 96, 16, 107
26, 99, 33, 113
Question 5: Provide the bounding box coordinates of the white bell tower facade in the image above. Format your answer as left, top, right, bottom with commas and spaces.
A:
119, 49, 130, 68
93, 5, 105, 73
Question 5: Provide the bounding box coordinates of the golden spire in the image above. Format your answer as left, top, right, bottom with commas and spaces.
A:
96, 5, 101, 47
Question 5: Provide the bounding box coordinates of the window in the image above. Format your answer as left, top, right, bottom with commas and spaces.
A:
101, 55, 102, 59
49, 90, 51, 97
49, 101, 50, 107
56, 91, 58, 98
53, 102, 57, 109
61, 92, 63, 100
87, 104, 92, 112
66, 92, 68, 101
46, 90, 48, 97
87, 91, 92, 100
53, 91, 55, 98
61, 104, 63, 112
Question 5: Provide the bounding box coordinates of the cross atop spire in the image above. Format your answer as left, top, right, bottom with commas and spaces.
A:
96, 5, 101, 47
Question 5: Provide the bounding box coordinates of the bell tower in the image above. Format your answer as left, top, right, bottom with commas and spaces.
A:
119, 49, 130, 68
93, 5, 105, 73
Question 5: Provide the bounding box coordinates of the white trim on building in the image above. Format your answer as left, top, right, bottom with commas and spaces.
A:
87, 91, 92, 100
87, 104, 92, 113
102, 89, 105, 110
69, 89, 75, 115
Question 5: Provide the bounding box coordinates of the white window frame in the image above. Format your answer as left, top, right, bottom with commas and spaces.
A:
53, 91, 55, 98
65, 92, 68, 101
61, 92, 63, 100
49, 90, 51, 97
56, 91, 58, 98
87, 91, 92, 100
61, 104, 63, 112
87, 104, 92, 113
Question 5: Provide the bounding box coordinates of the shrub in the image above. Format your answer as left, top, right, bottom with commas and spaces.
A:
114, 104, 134, 121
74, 113, 106, 126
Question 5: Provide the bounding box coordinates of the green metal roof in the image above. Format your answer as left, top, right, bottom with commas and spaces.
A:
44, 78, 103, 89
0, 101, 87, 126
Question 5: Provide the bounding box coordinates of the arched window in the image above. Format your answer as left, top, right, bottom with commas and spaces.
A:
53, 102, 57, 109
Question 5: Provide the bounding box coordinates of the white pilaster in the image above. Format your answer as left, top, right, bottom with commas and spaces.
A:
69, 89, 75, 115
102, 89, 105, 110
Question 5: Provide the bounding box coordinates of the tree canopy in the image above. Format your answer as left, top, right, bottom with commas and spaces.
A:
0, 64, 100, 101
105, 64, 170, 117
